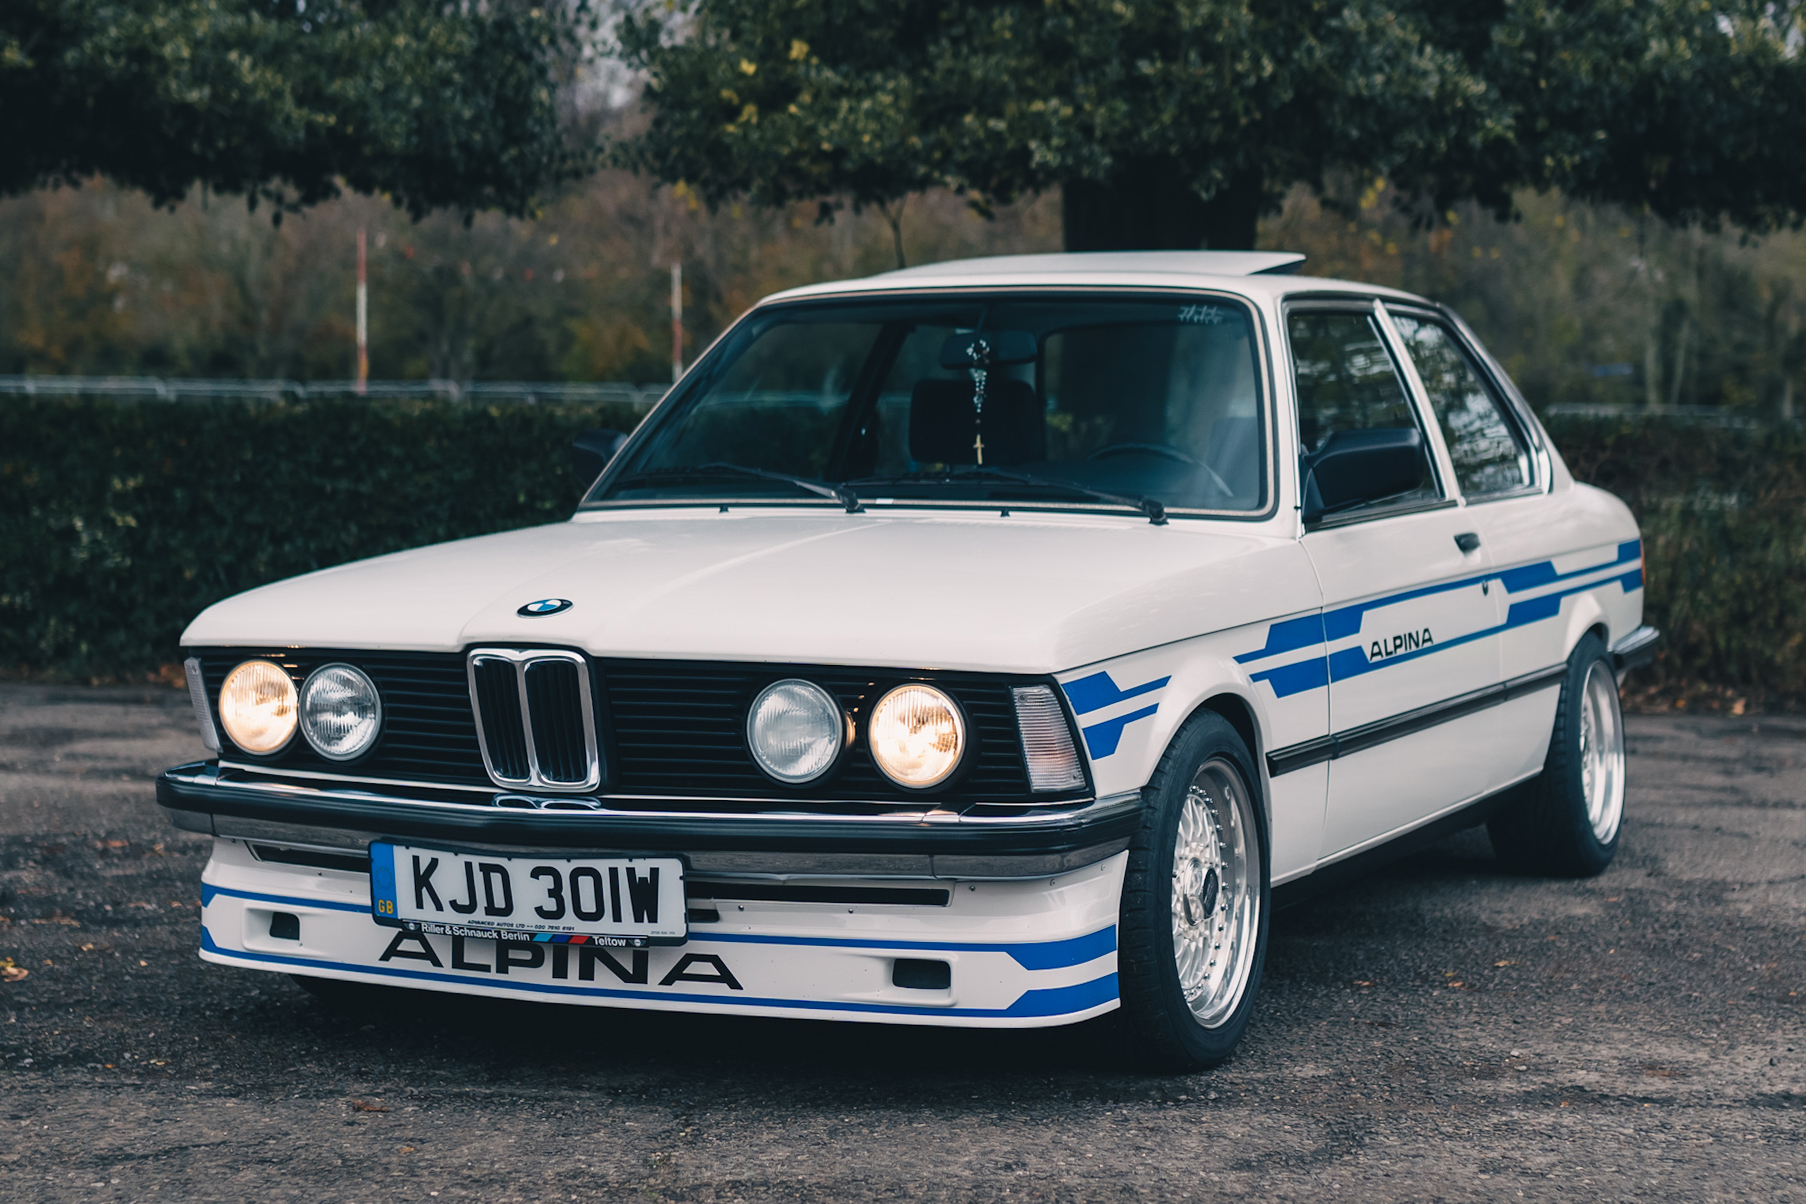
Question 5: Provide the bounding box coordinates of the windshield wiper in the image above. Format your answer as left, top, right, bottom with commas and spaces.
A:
616, 462, 862, 513
850, 468, 1167, 525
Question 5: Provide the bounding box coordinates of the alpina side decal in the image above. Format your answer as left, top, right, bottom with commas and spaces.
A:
1238, 542, 1643, 699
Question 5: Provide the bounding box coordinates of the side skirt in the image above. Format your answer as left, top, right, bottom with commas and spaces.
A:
1270, 777, 1529, 911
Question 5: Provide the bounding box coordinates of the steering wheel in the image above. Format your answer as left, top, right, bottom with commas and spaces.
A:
1087, 442, 1203, 467
1085, 442, 1236, 498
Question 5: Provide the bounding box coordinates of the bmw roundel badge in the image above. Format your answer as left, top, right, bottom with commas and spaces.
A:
517, 598, 573, 617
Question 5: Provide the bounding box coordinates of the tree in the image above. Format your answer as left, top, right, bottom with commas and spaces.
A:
614, 0, 1806, 253
0, 0, 592, 220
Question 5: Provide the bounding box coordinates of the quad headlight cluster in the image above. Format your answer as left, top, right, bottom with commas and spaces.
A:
745, 680, 971, 790
217, 660, 383, 761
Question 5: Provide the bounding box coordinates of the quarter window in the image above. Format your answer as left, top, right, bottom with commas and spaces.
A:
1389, 313, 1532, 496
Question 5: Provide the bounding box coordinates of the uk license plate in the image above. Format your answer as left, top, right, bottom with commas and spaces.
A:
369, 842, 687, 946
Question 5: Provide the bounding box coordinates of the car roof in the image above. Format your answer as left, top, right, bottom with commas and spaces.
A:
762, 251, 1431, 307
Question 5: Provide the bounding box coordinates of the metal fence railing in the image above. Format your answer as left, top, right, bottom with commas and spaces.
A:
1542, 402, 1768, 428
0, 375, 669, 408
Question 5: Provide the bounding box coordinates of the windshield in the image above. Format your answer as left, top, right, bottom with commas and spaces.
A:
586, 292, 1268, 516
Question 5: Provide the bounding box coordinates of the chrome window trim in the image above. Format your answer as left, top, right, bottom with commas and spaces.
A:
1279, 295, 1451, 528
465, 647, 602, 792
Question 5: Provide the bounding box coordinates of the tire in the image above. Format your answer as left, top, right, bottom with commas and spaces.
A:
1116, 711, 1269, 1071
1487, 632, 1626, 877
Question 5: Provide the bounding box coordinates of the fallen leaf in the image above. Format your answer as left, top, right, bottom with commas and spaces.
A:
1493, 960, 1516, 967
400, 1146, 417, 1154
350, 1100, 390, 1113
1, 966, 28, 983
1353, 980, 1373, 987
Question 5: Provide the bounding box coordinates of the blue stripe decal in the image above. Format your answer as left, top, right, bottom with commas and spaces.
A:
1080, 704, 1160, 758
1248, 566, 1645, 698
1236, 542, 1644, 667
1235, 543, 1644, 698
1498, 540, 1641, 594
203, 885, 1117, 973
1232, 614, 1325, 664
705, 926, 1117, 972
1063, 671, 1171, 715
202, 884, 369, 914
199, 928, 1118, 1019
1250, 656, 1329, 698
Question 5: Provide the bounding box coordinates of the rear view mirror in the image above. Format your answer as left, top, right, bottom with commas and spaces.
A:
939, 329, 1037, 369
573, 428, 631, 486
1300, 427, 1425, 524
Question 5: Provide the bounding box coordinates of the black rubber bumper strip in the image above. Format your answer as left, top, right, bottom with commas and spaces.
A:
1611, 625, 1660, 674
156, 769, 1139, 857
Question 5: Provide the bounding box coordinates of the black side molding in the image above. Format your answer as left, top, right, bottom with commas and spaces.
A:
1266, 665, 1567, 778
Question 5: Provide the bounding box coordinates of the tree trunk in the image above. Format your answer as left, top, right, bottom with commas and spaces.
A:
1062, 162, 1262, 252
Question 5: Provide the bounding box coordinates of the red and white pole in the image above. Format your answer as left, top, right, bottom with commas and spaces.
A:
356, 227, 369, 395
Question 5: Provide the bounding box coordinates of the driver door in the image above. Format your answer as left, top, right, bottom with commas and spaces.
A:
1288, 303, 1508, 859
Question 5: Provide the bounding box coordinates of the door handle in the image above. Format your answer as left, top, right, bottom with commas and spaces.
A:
1454, 532, 1481, 553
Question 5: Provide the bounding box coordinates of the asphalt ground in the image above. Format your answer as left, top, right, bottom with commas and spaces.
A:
0, 682, 1800, 1203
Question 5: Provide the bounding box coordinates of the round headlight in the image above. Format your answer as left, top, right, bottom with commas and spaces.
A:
868, 684, 965, 789
218, 660, 298, 755
299, 664, 383, 761
746, 679, 845, 784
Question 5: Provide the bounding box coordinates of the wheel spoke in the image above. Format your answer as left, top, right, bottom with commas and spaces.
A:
1169, 757, 1260, 1027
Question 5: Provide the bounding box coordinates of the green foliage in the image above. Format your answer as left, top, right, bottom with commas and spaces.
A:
0, 175, 1061, 381
0, 0, 590, 219
615, 0, 1490, 249
4, 399, 1802, 698
615, 1, 1806, 251
0, 397, 641, 679
1543, 414, 1806, 699
1272, 188, 1806, 417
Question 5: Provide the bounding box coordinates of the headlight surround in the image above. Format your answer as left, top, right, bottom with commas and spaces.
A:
218, 660, 298, 755
746, 679, 845, 784
299, 663, 383, 761
868, 684, 966, 789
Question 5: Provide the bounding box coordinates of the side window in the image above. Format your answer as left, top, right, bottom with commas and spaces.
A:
1389, 312, 1532, 496
1287, 309, 1439, 510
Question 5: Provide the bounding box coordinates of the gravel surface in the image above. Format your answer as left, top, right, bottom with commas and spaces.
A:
0, 682, 1800, 1202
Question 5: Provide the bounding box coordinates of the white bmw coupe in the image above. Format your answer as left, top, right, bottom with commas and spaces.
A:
160, 251, 1656, 1069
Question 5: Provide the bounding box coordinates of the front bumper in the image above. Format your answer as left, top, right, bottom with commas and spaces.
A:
157, 762, 1140, 878
198, 839, 1125, 1027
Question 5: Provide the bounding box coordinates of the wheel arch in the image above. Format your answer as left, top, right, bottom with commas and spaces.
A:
1175, 690, 1271, 843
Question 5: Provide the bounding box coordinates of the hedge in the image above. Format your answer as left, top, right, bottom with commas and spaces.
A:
1, 398, 642, 680
1546, 416, 1806, 700
3, 399, 1801, 696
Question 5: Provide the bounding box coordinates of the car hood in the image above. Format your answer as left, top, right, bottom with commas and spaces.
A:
182, 508, 1313, 673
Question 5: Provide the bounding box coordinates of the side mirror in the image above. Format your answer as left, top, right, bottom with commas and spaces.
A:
573, 428, 630, 486
1300, 427, 1425, 524
939, 329, 1037, 369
